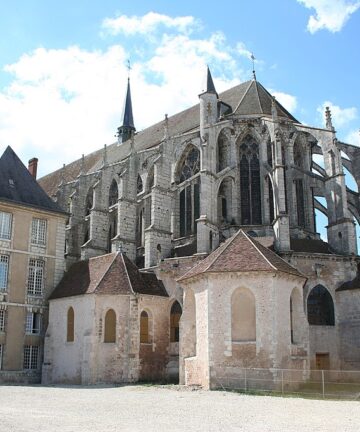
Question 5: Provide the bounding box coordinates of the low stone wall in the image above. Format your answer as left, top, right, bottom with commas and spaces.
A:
0, 370, 41, 384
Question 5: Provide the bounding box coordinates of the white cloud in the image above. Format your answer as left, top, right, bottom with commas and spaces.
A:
297, 0, 360, 33
0, 23, 250, 176
317, 101, 357, 128
102, 12, 198, 36
270, 90, 298, 113
345, 129, 360, 146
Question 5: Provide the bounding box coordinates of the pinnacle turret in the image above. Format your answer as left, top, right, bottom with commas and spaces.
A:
204, 65, 218, 96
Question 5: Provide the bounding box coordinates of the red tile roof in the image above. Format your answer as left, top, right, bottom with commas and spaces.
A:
50, 252, 168, 300
178, 230, 304, 282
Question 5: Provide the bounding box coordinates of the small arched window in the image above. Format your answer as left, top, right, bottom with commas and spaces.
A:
307, 285, 335, 326
140, 311, 149, 343
108, 180, 118, 207
67, 307, 74, 342
104, 309, 116, 343
178, 147, 200, 184
170, 301, 182, 343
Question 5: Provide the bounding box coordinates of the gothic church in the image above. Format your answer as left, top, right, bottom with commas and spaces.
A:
39, 67, 360, 388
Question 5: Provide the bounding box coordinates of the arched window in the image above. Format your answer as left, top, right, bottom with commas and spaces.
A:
231, 288, 256, 341
137, 175, 143, 194
170, 301, 182, 343
178, 146, 200, 184
67, 307, 74, 342
104, 309, 116, 343
178, 146, 201, 237
140, 311, 149, 343
85, 189, 93, 216
307, 285, 335, 326
137, 208, 145, 247
218, 178, 233, 224
108, 180, 118, 207
217, 131, 231, 172
239, 135, 262, 225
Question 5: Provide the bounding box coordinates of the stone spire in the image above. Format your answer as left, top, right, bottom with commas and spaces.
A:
117, 78, 136, 144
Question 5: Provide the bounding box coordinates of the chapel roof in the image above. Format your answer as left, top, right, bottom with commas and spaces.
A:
38, 78, 299, 197
0, 146, 65, 215
177, 229, 304, 282
49, 251, 168, 300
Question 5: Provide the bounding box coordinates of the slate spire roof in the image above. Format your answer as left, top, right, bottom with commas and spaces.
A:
178, 230, 304, 282
121, 78, 135, 130
50, 251, 168, 300
205, 66, 218, 96
0, 146, 65, 214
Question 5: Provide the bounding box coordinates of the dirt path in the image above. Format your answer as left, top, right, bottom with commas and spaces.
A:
0, 385, 358, 432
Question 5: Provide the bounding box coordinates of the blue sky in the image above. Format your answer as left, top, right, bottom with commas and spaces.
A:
0, 0, 359, 181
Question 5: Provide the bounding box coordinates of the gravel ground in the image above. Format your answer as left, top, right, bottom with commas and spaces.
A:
0, 385, 359, 432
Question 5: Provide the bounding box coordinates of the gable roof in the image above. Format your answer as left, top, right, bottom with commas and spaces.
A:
0, 146, 65, 215
39, 79, 299, 198
178, 230, 304, 282
49, 252, 168, 300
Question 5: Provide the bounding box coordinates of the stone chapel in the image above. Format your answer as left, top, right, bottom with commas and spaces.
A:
39, 67, 360, 389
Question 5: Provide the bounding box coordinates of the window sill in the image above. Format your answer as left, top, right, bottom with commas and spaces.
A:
232, 340, 256, 345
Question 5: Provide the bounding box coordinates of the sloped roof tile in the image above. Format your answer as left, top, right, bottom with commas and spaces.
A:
178, 230, 304, 282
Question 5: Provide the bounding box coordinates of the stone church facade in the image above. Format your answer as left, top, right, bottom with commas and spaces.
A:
39, 68, 360, 388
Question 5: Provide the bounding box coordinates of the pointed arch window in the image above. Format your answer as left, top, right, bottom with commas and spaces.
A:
239, 135, 262, 225
170, 301, 182, 343
140, 311, 149, 343
307, 285, 335, 326
178, 147, 200, 184
104, 309, 116, 343
109, 180, 118, 207
67, 307, 74, 342
137, 175, 143, 194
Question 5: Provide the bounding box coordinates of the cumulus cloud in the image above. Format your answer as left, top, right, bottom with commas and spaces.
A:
270, 90, 298, 114
0, 21, 250, 176
102, 11, 198, 36
317, 101, 357, 128
345, 129, 360, 146
297, 0, 360, 33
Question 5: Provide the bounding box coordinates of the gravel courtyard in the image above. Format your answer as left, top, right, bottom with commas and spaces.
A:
0, 385, 359, 432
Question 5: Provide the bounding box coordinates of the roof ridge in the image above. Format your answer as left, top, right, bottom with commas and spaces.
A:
233, 80, 253, 114
93, 252, 118, 293
203, 230, 244, 273
245, 234, 277, 271
254, 80, 264, 114
121, 253, 136, 295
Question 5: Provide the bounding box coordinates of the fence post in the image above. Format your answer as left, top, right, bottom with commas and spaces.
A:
244, 369, 247, 392
281, 370, 284, 395
321, 370, 325, 399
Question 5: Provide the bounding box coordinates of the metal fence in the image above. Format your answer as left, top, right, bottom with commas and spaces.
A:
213, 368, 360, 400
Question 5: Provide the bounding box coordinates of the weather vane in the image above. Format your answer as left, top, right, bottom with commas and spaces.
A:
251, 53, 256, 80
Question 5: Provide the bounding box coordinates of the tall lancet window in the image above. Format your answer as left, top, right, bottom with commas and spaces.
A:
239, 135, 262, 225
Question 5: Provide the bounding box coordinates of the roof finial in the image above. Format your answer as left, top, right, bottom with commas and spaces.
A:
251, 53, 256, 80
102, 144, 108, 167
127, 59, 131, 79
163, 113, 169, 140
